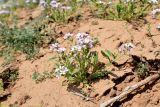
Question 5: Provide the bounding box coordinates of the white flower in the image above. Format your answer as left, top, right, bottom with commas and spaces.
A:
39, 0, 47, 8
152, 9, 160, 19
64, 33, 73, 40
32, 0, 37, 3
50, 0, 61, 8
123, 0, 134, 3
148, 0, 158, 4
55, 66, 69, 78
25, 0, 30, 3
96, 0, 106, 4
50, 43, 59, 50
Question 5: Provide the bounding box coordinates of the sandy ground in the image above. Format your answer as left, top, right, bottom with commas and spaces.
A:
0, 7, 160, 107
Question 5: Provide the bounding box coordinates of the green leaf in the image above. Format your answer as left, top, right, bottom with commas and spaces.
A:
48, 56, 57, 61
89, 71, 109, 80
93, 52, 98, 65
0, 79, 4, 91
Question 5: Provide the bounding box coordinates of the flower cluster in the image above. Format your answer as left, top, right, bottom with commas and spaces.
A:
50, 32, 95, 53
64, 33, 73, 40
0, 10, 10, 15
50, 32, 96, 78
55, 66, 69, 78
152, 8, 160, 19
39, 0, 71, 10
70, 33, 95, 52
118, 42, 135, 53
50, 43, 66, 53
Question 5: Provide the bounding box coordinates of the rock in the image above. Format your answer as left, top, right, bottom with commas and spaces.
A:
115, 55, 131, 66
109, 69, 132, 80
146, 89, 151, 93
109, 89, 116, 98
92, 79, 115, 99
135, 94, 141, 98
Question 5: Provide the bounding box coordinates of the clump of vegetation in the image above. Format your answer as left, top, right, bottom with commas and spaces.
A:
43, 0, 82, 23
50, 32, 111, 86
0, 25, 42, 60
90, 0, 153, 22
0, 68, 19, 83
0, 68, 19, 92
32, 71, 54, 83
135, 61, 149, 78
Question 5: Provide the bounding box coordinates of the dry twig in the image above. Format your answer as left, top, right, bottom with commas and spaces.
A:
100, 73, 160, 107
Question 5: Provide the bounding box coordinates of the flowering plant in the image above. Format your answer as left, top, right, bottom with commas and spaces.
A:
40, 0, 80, 23
90, 0, 153, 22
50, 32, 109, 85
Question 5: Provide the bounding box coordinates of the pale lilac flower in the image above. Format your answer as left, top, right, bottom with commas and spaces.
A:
0, 10, 10, 14
57, 47, 66, 53
119, 42, 135, 53
55, 66, 69, 78
50, 0, 61, 8
50, 43, 66, 53
64, 33, 73, 40
76, 32, 89, 40
152, 9, 160, 19
75, 32, 95, 48
39, 0, 47, 8
71, 45, 82, 52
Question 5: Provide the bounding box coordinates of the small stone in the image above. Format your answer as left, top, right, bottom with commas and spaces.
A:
135, 94, 141, 98
146, 89, 151, 93
109, 89, 116, 98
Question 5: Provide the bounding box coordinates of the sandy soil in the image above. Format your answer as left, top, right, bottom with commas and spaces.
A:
0, 7, 160, 107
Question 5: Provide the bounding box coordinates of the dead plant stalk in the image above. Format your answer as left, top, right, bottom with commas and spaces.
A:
100, 72, 160, 107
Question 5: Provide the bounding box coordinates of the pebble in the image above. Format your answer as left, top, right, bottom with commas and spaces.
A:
109, 89, 116, 98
